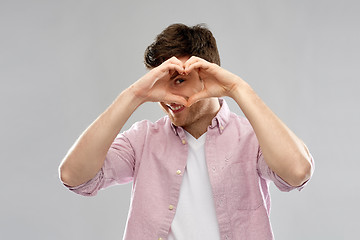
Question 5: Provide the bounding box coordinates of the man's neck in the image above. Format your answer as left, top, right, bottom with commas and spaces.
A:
184, 98, 221, 139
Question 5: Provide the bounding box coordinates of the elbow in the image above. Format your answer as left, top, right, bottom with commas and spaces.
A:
58, 162, 70, 186
288, 156, 313, 187
58, 159, 76, 187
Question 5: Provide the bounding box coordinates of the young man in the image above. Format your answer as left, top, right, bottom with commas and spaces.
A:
59, 24, 314, 240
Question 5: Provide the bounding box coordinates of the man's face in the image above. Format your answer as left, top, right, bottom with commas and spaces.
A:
159, 56, 211, 129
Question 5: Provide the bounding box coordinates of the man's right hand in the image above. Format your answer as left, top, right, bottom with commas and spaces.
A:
130, 56, 188, 106
59, 57, 188, 187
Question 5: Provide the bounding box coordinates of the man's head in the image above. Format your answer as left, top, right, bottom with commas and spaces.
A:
144, 23, 220, 69
144, 24, 221, 137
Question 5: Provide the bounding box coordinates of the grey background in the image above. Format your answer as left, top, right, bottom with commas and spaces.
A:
1, 0, 359, 239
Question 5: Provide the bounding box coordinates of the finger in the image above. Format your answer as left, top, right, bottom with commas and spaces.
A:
186, 90, 209, 107
155, 56, 183, 74
184, 56, 210, 67
155, 63, 185, 82
167, 63, 185, 75
185, 61, 209, 75
166, 56, 185, 71
163, 94, 188, 106
184, 56, 203, 67
183, 56, 200, 70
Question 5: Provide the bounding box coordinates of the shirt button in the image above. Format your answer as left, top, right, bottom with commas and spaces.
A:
220, 125, 224, 130
181, 139, 186, 144
176, 170, 182, 175
158, 238, 163, 240
169, 205, 174, 210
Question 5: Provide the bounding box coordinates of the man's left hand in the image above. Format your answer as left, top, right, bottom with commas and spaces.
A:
183, 56, 243, 107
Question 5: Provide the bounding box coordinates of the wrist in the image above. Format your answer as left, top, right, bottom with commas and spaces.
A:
227, 76, 249, 99
127, 83, 149, 105
121, 85, 146, 108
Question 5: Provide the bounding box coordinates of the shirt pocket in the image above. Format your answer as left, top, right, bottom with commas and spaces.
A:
229, 162, 264, 210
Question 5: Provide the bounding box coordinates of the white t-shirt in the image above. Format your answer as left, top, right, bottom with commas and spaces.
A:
168, 131, 220, 240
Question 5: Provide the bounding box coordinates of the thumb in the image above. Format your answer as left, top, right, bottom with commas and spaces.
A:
163, 93, 188, 106
186, 91, 208, 107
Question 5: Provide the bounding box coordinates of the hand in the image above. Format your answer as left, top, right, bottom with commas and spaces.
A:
183, 56, 242, 106
130, 57, 188, 106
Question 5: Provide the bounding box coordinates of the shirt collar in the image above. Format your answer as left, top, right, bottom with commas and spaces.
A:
170, 98, 230, 136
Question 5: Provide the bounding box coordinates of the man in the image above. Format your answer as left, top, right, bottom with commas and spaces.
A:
59, 24, 314, 239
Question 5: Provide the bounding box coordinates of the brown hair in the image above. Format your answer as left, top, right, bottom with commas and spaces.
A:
144, 23, 220, 69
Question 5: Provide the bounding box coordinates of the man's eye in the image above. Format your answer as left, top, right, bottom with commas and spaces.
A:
175, 79, 185, 84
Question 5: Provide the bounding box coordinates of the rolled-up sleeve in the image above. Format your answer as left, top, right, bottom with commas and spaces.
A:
66, 132, 136, 196
257, 147, 315, 192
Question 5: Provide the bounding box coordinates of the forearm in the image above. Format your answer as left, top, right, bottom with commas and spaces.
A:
59, 87, 143, 187
230, 78, 312, 186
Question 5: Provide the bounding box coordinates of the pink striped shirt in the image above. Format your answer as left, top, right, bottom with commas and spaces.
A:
66, 99, 312, 240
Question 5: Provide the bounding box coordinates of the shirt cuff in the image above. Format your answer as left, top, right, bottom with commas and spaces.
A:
62, 169, 104, 196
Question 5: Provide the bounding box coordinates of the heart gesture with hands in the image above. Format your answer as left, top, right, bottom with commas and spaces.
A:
183, 56, 242, 107
132, 55, 242, 108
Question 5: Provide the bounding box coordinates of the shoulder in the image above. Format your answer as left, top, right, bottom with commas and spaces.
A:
122, 116, 171, 137
217, 99, 253, 134
228, 112, 254, 132
222, 111, 259, 147
117, 116, 175, 154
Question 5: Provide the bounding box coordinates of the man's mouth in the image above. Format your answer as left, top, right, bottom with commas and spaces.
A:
166, 103, 185, 113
